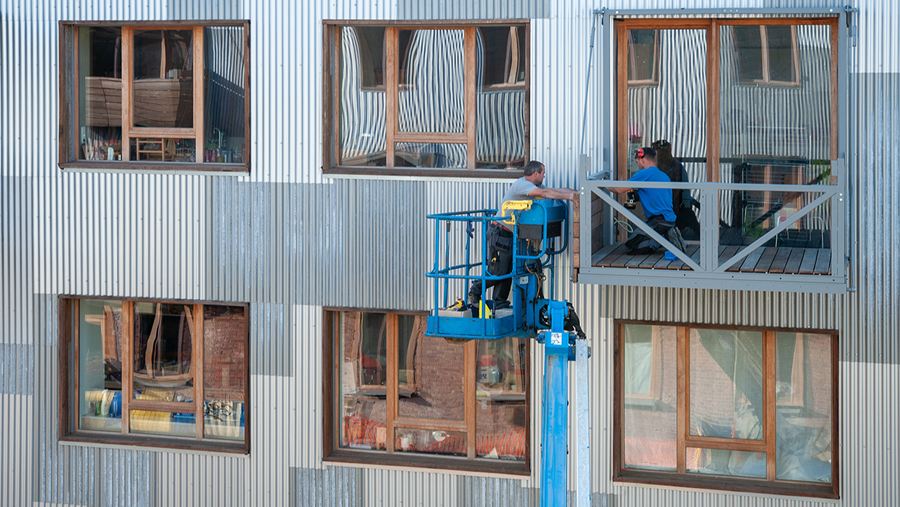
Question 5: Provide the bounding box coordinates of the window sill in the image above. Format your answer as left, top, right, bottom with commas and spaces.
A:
325, 448, 530, 477
60, 431, 248, 455
324, 166, 523, 180
59, 161, 249, 176
615, 469, 838, 500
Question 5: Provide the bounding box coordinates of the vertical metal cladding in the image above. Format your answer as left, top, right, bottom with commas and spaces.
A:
2, 0, 899, 507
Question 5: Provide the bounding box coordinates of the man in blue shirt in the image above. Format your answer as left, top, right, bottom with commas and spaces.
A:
610, 147, 677, 254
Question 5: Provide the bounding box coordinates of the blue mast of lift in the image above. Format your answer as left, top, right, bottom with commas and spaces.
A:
426, 199, 590, 507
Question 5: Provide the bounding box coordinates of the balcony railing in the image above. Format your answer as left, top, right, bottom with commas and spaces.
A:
575, 157, 846, 293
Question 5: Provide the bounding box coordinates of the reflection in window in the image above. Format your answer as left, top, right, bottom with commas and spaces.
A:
618, 323, 835, 489
479, 27, 525, 87
68, 298, 248, 450
627, 29, 659, 84
732, 25, 799, 85
132, 30, 195, 129
334, 310, 528, 463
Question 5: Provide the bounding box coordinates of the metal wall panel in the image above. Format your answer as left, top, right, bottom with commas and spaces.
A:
1, 0, 899, 506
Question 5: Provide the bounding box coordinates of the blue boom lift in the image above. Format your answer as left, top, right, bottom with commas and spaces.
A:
426, 199, 590, 507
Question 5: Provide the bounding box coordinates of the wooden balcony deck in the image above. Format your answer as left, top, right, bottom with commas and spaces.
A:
591, 243, 832, 275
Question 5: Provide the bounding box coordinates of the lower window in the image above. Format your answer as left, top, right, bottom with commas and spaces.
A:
324, 310, 529, 474
59, 297, 249, 453
615, 322, 837, 498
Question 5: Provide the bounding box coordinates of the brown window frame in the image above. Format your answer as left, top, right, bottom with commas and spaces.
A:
322, 308, 531, 475
58, 296, 251, 454
323, 20, 531, 178
615, 17, 838, 183
613, 320, 839, 498
58, 20, 251, 173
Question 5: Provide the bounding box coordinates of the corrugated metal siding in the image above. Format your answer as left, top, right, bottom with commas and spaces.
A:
0, 0, 898, 507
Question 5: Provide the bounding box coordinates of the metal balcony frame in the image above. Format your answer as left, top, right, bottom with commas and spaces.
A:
576, 7, 851, 293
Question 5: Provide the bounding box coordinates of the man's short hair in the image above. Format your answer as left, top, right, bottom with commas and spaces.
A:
634, 147, 657, 160
524, 160, 544, 176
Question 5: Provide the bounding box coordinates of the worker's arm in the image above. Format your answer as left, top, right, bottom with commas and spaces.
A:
609, 186, 632, 194
528, 187, 578, 201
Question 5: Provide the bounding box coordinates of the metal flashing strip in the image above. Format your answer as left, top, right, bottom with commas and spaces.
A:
605, 7, 845, 19
576, 269, 846, 294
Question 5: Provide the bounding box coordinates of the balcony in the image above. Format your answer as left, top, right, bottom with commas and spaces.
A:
574, 157, 846, 293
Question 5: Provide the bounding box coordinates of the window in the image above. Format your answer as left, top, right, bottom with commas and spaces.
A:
615, 322, 837, 498
324, 21, 529, 176
626, 29, 660, 85
323, 310, 530, 474
59, 297, 249, 453
732, 25, 800, 86
59, 21, 249, 171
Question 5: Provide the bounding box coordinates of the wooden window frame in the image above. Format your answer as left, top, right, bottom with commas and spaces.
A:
613, 320, 839, 499
322, 308, 531, 475
58, 296, 251, 454
58, 20, 251, 173
323, 20, 531, 178
732, 25, 802, 87
615, 17, 838, 183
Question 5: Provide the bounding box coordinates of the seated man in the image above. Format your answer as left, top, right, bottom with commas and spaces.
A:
610, 147, 677, 255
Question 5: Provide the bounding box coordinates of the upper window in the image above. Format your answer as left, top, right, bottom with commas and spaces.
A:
59, 297, 249, 453
627, 29, 660, 85
324, 310, 530, 474
615, 322, 837, 498
324, 21, 529, 176
732, 25, 800, 86
59, 21, 249, 171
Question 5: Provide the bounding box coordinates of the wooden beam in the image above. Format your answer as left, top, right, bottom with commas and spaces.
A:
194, 26, 205, 164
122, 27, 133, 161
676, 325, 686, 473
465, 27, 477, 169
58, 298, 72, 438
707, 20, 720, 182
194, 304, 205, 439
465, 339, 476, 459
765, 331, 777, 480
122, 300, 133, 434
385, 314, 397, 452
385, 27, 398, 169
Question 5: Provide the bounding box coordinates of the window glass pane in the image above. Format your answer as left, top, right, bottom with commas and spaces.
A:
129, 137, 196, 162
131, 30, 194, 131
78, 299, 124, 432
338, 27, 387, 166
475, 26, 526, 169
130, 410, 196, 437
627, 29, 657, 82
203, 26, 247, 165
203, 305, 246, 441
732, 26, 764, 82
397, 29, 466, 134
719, 24, 830, 185
132, 303, 195, 404
394, 428, 467, 456
394, 142, 467, 168
78, 27, 123, 161
776, 332, 833, 483
626, 29, 707, 182
339, 312, 387, 450
476, 337, 527, 460
132, 29, 194, 129
767, 26, 796, 83
623, 324, 677, 471
689, 329, 763, 440
398, 321, 465, 421
686, 448, 767, 478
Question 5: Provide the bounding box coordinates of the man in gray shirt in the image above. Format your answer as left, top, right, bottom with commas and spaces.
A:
468, 160, 577, 306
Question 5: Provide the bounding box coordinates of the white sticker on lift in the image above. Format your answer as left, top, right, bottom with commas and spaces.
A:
519, 276, 529, 285
551, 332, 563, 346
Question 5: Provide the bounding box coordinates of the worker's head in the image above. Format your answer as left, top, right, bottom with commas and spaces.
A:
634, 147, 657, 169
652, 139, 674, 169
524, 160, 546, 185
